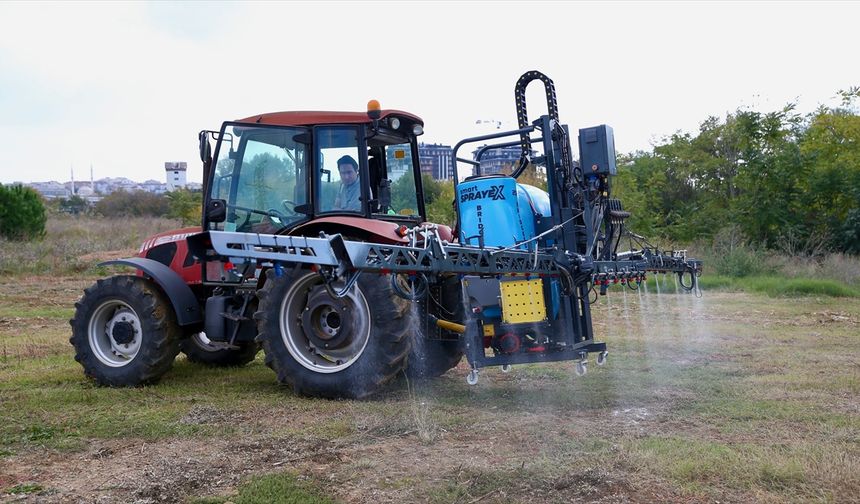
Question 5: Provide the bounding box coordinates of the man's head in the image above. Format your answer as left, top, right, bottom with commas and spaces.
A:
337, 155, 359, 186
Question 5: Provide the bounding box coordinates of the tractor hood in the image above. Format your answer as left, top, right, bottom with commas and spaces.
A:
138, 227, 202, 255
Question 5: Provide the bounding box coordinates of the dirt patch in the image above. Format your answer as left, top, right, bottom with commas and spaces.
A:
0, 403, 692, 503
812, 310, 858, 325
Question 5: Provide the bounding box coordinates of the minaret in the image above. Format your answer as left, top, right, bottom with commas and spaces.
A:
90, 163, 94, 191
71, 164, 75, 195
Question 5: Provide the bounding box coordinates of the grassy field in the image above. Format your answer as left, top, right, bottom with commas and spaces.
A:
1, 217, 859, 503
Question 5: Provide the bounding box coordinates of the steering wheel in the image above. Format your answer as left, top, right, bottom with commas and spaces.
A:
281, 199, 299, 216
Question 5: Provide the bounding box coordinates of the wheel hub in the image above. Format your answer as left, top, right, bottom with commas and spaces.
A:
111, 321, 135, 345
280, 272, 372, 373
89, 302, 143, 367
301, 285, 354, 350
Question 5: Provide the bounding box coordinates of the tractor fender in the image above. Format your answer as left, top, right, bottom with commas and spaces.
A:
100, 258, 203, 327
289, 216, 409, 244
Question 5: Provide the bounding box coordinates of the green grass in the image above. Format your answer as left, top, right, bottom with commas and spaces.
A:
3, 483, 44, 495
0, 306, 73, 319
628, 437, 810, 492
192, 472, 336, 504
699, 275, 860, 297
2, 271, 860, 502
0, 356, 280, 450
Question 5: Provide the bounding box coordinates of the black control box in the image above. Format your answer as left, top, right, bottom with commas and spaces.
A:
578, 125, 617, 176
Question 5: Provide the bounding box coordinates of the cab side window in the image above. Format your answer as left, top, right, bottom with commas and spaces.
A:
317, 127, 363, 213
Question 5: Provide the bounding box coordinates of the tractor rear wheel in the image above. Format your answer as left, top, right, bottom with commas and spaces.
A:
70, 275, 182, 386
255, 268, 411, 398
180, 333, 259, 367
407, 339, 463, 379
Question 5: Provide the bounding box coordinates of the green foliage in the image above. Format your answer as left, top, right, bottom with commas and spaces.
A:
698, 275, 859, 298
218, 472, 336, 504
499, 163, 547, 191
426, 180, 455, 227
707, 226, 767, 277
57, 195, 89, 215
0, 184, 47, 241
166, 189, 203, 226
615, 92, 860, 255
391, 171, 451, 221
390, 170, 420, 215
94, 190, 169, 218
5, 483, 44, 495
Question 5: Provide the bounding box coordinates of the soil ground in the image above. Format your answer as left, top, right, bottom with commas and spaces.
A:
1, 275, 858, 503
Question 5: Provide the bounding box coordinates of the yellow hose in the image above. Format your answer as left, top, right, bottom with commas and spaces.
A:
431, 316, 465, 334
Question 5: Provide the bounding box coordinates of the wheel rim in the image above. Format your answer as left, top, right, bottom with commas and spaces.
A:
190, 332, 222, 353
279, 272, 371, 373
88, 300, 143, 367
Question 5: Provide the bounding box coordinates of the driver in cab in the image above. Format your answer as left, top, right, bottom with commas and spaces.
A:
333, 155, 361, 211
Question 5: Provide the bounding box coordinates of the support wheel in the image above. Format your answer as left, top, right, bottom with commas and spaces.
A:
180, 332, 260, 367
575, 360, 588, 377
466, 369, 479, 385
501, 364, 512, 373
69, 275, 182, 386
596, 351, 608, 366
255, 268, 411, 399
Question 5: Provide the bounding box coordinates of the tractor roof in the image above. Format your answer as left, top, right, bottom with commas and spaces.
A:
234, 110, 423, 127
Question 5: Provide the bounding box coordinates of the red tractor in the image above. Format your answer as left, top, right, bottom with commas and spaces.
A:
70, 71, 701, 398
71, 103, 464, 397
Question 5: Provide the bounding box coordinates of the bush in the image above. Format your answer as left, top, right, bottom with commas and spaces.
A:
707, 226, 766, 277
698, 275, 859, 298
94, 190, 169, 218
166, 189, 203, 225
0, 184, 47, 241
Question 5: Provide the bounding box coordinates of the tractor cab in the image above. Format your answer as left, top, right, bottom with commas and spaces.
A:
200, 104, 427, 235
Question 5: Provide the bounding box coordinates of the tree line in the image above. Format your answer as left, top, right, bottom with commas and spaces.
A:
613, 89, 860, 255
4, 89, 857, 252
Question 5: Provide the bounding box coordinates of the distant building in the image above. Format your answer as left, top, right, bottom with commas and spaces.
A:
471, 145, 533, 176
75, 184, 101, 204
27, 181, 69, 199
417, 143, 454, 180
141, 179, 168, 194
165, 162, 188, 191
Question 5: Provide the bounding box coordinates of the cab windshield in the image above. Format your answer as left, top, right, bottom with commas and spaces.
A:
209, 125, 308, 233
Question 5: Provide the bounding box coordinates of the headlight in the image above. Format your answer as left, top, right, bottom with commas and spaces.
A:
389, 117, 401, 130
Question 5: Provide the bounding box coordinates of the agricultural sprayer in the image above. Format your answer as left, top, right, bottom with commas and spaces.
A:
70, 70, 702, 397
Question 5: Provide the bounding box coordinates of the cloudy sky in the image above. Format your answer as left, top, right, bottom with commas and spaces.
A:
0, 1, 857, 184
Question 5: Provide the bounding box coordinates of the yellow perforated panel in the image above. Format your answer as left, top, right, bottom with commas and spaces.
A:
500, 279, 546, 324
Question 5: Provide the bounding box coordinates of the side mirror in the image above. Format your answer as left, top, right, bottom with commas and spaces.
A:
198, 131, 212, 163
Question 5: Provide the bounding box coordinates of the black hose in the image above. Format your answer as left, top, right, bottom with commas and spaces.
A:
324, 270, 362, 298
678, 270, 695, 290
391, 272, 428, 301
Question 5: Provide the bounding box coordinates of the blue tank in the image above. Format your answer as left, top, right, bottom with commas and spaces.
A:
457, 176, 560, 319
457, 176, 551, 249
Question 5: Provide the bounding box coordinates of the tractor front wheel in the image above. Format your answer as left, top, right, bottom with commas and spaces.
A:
255, 268, 411, 398
69, 275, 181, 386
